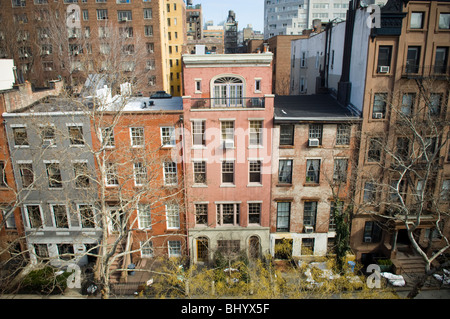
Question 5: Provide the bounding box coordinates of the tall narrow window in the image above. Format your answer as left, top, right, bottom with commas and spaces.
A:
166, 204, 180, 229
276, 202, 290, 232
336, 124, 350, 145
372, 93, 387, 119
19, 163, 33, 188
434, 47, 448, 74
68, 125, 84, 145
193, 161, 206, 184
74, 162, 90, 188
45, 162, 62, 188
163, 162, 177, 185
222, 161, 234, 184
101, 127, 115, 148
278, 160, 293, 184
105, 162, 119, 186
134, 162, 147, 186
406, 46, 421, 73
249, 160, 262, 184
333, 158, 348, 182
401, 93, 415, 116
130, 127, 144, 147
195, 204, 208, 225
249, 120, 263, 146
79, 204, 95, 228
377, 46, 392, 72
280, 125, 294, 146
221, 121, 234, 148
138, 204, 151, 229
368, 138, 382, 162
51, 205, 68, 228
26, 205, 43, 229
306, 159, 320, 184
248, 203, 261, 224
308, 124, 322, 145
160, 126, 175, 147
192, 120, 206, 146
0, 162, 7, 187
303, 201, 317, 231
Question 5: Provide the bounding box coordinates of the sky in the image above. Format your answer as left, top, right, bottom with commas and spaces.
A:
192, 0, 265, 32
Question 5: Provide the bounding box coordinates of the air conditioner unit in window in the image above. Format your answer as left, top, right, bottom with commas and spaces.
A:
308, 138, 320, 147
364, 236, 372, 243
304, 225, 314, 233
373, 112, 384, 119
120, 17, 128, 22
378, 66, 389, 73
42, 140, 54, 148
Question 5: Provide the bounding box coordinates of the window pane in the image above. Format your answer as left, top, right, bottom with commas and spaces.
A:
276, 202, 290, 232
280, 125, 294, 145
410, 12, 424, 29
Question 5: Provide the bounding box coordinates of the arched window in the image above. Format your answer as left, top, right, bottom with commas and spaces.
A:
249, 236, 261, 259
212, 76, 244, 107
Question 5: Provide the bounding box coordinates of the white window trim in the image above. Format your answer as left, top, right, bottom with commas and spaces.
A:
163, 162, 178, 186
77, 203, 97, 229
140, 240, 153, 257
130, 127, 145, 147
166, 204, 180, 230
24, 204, 44, 229
254, 78, 262, 93
50, 204, 70, 229
160, 126, 176, 147
137, 204, 152, 230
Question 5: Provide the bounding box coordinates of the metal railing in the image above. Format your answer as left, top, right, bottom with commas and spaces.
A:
401, 64, 450, 77
190, 97, 265, 109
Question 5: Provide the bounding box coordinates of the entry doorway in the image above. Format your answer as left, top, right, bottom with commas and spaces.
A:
196, 237, 209, 263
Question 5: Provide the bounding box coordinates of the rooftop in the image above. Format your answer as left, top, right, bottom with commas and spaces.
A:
274, 94, 361, 123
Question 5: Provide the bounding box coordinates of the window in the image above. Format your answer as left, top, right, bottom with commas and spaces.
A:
213, 76, 243, 107
249, 120, 263, 146
12, 127, 28, 146
68, 125, 84, 145
40, 125, 56, 146
368, 138, 382, 162
57, 244, 74, 261
396, 137, 410, 161
130, 127, 144, 147
306, 159, 321, 184
145, 25, 153, 37
410, 12, 424, 29
74, 162, 89, 188
249, 161, 262, 184
308, 124, 322, 145
429, 93, 442, 116
221, 161, 234, 184
221, 121, 234, 148
329, 202, 343, 232
34, 244, 49, 260
160, 126, 175, 147
441, 180, 450, 201
406, 46, 421, 73
45, 162, 62, 188
96, 9, 108, 20
0, 162, 7, 187
146, 42, 154, 53
216, 203, 240, 226
82, 10, 89, 21
19, 163, 33, 188
26, 205, 43, 229
303, 201, 317, 231
301, 238, 315, 255
193, 161, 206, 184
434, 47, 448, 74
105, 162, 119, 186
137, 204, 151, 229
195, 204, 208, 225
333, 158, 348, 182
438, 13, 450, 29
117, 10, 132, 21
217, 240, 240, 256
163, 162, 177, 185
336, 124, 350, 145
363, 221, 382, 243
255, 79, 261, 92
143, 8, 152, 19
278, 159, 293, 184
401, 93, 415, 116
195, 80, 202, 93
134, 162, 147, 186
141, 241, 153, 257
168, 241, 182, 257
276, 202, 290, 232
389, 179, 406, 202
79, 204, 95, 228
101, 127, 115, 148
51, 205, 68, 228
377, 46, 392, 71
192, 120, 206, 146
2, 208, 16, 229
248, 202, 261, 224
372, 93, 387, 119
166, 204, 180, 229
280, 125, 294, 146
363, 182, 376, 202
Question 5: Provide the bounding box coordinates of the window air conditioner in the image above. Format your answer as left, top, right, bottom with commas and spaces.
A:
304, 225, 314, 233
364, 236, 372, 243
378, 66, 389, 73
373, 112, 384, 119
44, 67, 52, 71
308, 138, 320, 147
120, 17, 128, 22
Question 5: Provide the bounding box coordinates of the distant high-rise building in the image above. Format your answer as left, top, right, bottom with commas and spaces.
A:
224, 10, 238, 54
186, 4, 203, 40
264, 0, 350, 39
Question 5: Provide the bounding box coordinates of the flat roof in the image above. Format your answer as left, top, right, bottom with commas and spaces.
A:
274, 94, 361, 123
105, 96, 183, 112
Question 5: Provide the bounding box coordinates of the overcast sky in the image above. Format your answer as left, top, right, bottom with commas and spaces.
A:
192, 0, 265, 32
